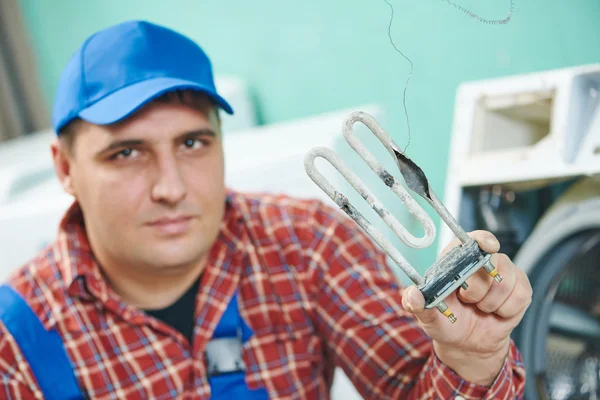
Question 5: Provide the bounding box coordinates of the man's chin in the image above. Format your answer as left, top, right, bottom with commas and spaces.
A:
143, 241, 207, 271
142, 257, 205, 275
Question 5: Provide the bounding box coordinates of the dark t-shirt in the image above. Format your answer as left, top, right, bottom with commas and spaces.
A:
145, 278, 200, 344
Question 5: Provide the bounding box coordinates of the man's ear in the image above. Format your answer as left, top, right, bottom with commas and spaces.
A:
51, 138, 76, 196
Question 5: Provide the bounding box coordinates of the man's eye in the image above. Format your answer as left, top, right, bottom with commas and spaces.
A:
112, 148, 138, 159
183, 138, 205, 149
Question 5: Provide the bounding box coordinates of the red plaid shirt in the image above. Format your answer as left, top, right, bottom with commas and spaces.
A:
0, 191, 525, 399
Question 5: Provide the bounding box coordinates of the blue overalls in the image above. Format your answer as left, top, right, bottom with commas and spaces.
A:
0, 284, 269, 399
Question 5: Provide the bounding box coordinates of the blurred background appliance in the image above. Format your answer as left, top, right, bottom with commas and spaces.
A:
440, 63, 600, 399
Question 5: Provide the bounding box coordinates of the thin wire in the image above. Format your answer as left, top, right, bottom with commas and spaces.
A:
443, 0, 515, 25
383, 0, 413, 153
383, 0, 515, 153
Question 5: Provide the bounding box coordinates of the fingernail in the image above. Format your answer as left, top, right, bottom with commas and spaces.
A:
485, 236, 500, 251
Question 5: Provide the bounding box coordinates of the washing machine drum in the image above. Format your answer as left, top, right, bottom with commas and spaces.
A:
513, 178, 600, 400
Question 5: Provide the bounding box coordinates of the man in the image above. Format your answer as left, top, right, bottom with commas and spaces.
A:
0, 20, 530, 399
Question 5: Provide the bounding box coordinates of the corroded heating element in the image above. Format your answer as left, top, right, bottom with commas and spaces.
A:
304, 111, 502, 323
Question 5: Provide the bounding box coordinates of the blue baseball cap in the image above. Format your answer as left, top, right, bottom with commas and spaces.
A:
52, 20, 234, 134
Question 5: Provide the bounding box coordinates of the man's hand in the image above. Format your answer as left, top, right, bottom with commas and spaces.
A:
401, 230, 532, 386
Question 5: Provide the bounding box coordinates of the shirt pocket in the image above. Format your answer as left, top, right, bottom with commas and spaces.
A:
242, 325, 324, 398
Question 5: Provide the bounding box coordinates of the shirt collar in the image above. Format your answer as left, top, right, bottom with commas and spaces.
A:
56, 200, 104, 301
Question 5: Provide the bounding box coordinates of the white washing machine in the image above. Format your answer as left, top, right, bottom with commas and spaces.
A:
440, 64, 600, 399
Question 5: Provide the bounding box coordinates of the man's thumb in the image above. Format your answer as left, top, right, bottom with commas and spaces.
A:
403, 286, 424, 311
402, 285, 438, 325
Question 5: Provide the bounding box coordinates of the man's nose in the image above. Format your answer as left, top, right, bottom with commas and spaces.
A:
151, 155, 187, 205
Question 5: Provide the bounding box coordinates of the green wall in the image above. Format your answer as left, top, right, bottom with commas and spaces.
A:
18, 0, 600, 276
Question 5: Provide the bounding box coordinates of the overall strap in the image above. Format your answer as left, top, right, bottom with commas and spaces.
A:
0, 284, 84, 400
207, 291, 269, 399
211, 290, 253, 341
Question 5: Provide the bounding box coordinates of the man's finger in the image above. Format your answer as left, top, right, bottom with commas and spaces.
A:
457, 259, 496, 304
496, 268, 533, 318
440, 230, 501, 258
475, 254, 517, 313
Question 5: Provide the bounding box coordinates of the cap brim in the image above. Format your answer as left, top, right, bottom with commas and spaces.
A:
78, 77, 234, 125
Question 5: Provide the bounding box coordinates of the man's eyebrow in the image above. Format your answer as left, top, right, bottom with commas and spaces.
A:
179, 129, 217, 139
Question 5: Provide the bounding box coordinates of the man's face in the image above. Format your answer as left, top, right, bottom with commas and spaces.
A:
53, 97, 226, 275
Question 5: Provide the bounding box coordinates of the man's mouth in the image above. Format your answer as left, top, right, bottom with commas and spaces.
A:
147, 216, 194, 236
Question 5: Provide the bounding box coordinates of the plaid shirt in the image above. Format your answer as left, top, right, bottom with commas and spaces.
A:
0, 190, 525, 399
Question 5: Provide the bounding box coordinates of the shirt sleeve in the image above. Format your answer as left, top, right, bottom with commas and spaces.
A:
308, 202, 526, 400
